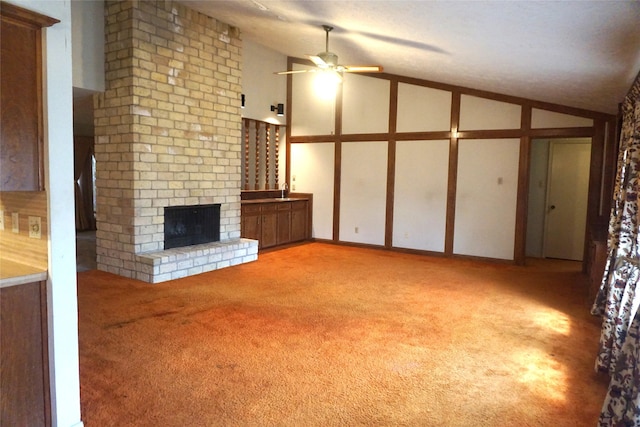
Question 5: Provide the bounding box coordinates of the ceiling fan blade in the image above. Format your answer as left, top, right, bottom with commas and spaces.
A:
274, 69, 310, 75
306, 54, 328, 68
343, 65, 384, 73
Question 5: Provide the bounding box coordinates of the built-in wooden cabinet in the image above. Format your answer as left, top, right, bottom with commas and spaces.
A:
260, 203, 278, 248
0, 280, 49, 426
0, 3, 57, 191
241, 198, 310, 249
241, 204, 262, 243
0, 4, 57, 426
290, 200, 308, 242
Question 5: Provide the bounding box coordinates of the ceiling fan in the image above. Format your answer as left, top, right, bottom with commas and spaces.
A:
276, 25, 384, 76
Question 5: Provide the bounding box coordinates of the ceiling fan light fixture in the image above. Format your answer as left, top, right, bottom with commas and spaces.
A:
274, 24, 383, 77
318, 51, 338, 68
314, 69, 342, 99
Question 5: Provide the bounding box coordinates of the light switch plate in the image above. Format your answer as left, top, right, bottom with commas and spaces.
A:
0, 210, 4, 231
11, 212, 19, 233
28, 216, 41, 239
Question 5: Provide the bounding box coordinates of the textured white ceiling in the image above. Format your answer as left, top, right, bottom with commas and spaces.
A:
181, 0, 640, 114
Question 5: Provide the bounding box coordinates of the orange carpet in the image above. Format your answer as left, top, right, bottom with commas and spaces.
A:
78, 243, 608, 426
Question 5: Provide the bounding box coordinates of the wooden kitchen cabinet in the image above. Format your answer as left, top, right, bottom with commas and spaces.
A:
291, 201, 307, 242
277, 203, 291, 245
241, 198, 310, 249
260, 203, 278, 248
0, 280, 50, 427
0, 3, 58, 191
241, 204, 261, 242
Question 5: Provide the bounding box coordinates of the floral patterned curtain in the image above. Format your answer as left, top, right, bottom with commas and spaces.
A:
592, 72, 640, 426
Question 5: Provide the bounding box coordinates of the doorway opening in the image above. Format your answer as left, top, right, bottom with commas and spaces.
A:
526, 137, 592, 261
73, 89, 98, 272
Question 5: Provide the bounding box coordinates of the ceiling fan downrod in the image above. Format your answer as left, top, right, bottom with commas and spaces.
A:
323, 25, 333, 52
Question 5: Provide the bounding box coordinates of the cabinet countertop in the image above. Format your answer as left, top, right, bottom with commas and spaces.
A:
241, 197, 309, 205
0, 259, 47, 288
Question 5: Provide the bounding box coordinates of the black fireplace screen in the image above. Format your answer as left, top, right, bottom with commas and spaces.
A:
164, 204, 220, 249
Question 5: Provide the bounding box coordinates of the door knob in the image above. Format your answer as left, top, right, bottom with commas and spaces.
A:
549, 205, 556, 210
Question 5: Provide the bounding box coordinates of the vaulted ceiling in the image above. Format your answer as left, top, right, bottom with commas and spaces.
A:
181, 0, 640, 114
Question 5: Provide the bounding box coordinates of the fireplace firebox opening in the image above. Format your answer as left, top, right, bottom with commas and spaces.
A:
164, 204, 221, 250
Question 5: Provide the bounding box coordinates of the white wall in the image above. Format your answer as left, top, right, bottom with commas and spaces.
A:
241, 39, 287, 126
288, 73, 529, 260
397, 84, 451, 132
459, 95, 522, 130
241, 40, 288, 188
290, 143, 335, 239
339, 141, 388, 245
7, 1, 84, 426
454, 139, 520, 259
71, 0, 104, 92
342, 74, 390, 134
291, 65, 336, 136
268, 46, 601, 262
393, 140, 449, 251
531, 108, 593, 128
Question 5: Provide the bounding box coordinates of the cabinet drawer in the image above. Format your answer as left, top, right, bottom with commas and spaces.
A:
261, 203, 278, 213
291, 200, 307, 210
277, 202, 291, 211
242, 204, 261, 214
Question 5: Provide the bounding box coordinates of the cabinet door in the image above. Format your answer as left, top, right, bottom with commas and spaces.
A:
0, 14, 41, 190
241, 205, 261, 243
0, 281, 48, 426
291, 201, 308, 242
277, 203, 291, 245
260, 204, 278, 248
241, 213, 261, 242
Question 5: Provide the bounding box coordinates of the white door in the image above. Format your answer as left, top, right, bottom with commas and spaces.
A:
544, 141, 591, 260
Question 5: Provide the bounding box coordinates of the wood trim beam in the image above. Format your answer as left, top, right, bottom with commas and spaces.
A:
445, 91, 461, 255
332, 76, 343, 242
514, 105, 532, 265
529, 127, 595, 138
0, 2, 59, 28
385, 80, 399, 248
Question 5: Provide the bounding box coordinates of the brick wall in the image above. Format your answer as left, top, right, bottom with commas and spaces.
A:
94, 0, 255, 282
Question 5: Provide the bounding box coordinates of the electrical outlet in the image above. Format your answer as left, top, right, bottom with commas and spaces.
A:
355, 226, 359, 234
0, 210, 4, 231
11, 212, 19, 233
29, 216, 41, 239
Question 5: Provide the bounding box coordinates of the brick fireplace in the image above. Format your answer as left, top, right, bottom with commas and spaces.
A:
94, 0, 257, 283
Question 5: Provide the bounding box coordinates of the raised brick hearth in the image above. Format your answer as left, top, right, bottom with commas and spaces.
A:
94, 1, 256, 283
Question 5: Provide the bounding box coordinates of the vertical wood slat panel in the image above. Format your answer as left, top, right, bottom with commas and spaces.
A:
241, 118, 283, 191
243, 118, 250, 190
254, 121, 260, 190
265, 124, 270, 189
275, 126, 280, 187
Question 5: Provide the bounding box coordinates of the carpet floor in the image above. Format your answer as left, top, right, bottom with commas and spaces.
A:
78, 242, 609, 426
